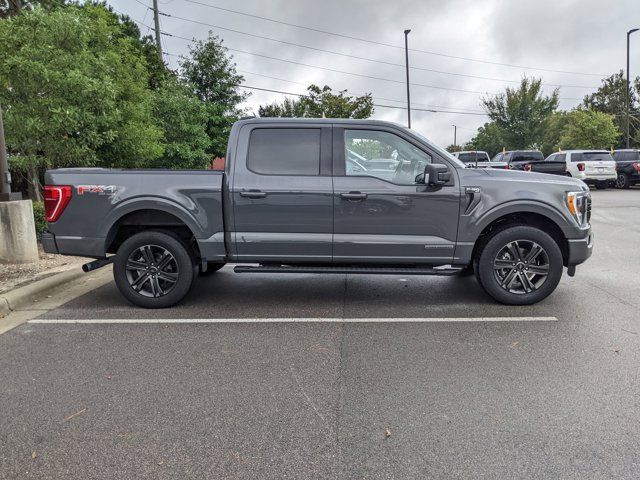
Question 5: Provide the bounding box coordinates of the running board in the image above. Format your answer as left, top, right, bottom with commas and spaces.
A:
233, 265, 462, 276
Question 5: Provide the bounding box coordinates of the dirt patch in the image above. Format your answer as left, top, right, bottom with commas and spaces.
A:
0, 244, 89, 294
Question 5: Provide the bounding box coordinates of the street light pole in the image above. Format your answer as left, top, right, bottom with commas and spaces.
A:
452, 124, 457, 147
0, 99, 21, 201
626, 28, 639, 148
404, 29, 411, 129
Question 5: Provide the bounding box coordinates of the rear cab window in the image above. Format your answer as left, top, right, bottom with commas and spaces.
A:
247, 128, 321, 175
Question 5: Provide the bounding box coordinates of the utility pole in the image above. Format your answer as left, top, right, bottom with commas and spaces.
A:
452, 124, 457, 147
404, 29, 411, 129
0, 99, 21, 201
626, 28, 639, 148
152, 0, 163, 63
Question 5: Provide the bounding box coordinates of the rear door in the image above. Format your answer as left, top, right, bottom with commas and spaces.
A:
230, 123, 333, 262
332, 125, 461, 264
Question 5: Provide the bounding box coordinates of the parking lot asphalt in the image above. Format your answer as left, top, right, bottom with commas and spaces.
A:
1, 189, 639, 479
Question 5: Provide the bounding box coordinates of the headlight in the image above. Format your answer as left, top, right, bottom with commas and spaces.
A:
566, 191, 590, 226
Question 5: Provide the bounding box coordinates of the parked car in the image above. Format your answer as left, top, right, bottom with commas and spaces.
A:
562, 150, 617, 189
42, 118, 593, 307
453, 151, 508, 169
611, 149, 640, 189
523, 152, 568, 176
491, 150, 545, 170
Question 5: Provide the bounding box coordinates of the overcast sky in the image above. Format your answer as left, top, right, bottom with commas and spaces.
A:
109, 0, 639, 147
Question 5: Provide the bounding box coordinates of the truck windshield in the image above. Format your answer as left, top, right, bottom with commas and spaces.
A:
457, 152, 488, 162
512, 152, 544, 162
408, 130, 466, 168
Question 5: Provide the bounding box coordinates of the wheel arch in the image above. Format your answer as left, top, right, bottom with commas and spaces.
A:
104, 206, 201, 260
470, 210, 569, 266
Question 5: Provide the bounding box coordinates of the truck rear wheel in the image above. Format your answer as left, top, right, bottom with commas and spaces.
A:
113, 231, 195, 308
476, 225, 563, 305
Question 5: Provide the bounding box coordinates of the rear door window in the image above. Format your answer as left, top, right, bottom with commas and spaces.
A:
247, 128, 321, 175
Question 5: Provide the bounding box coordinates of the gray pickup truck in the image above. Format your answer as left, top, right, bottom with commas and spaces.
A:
42, 118, 593, 308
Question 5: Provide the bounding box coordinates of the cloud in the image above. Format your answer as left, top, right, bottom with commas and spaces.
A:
112, 0, 638, 146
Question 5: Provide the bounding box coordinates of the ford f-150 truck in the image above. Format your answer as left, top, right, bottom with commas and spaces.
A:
42, 118, 593, 308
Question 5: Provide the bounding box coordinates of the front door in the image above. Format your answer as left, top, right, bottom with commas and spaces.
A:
332, 126, 460, 264
231, 123, 333, 262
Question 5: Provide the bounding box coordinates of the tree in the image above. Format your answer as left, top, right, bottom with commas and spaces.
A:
582, 71, 639, 148
258, 97, 306, 118
482, 77, 558, 149
150, 77, 211, 169
446, 144, 462, 153
556, 110, 620, 150
539, 111, 570, 156
0, 4, 163, 198
258, 84, 374, 119
179, 34, 248, 157
464, 122, 505, 157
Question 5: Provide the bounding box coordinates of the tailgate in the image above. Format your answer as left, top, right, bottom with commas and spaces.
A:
585, 161, 616, 174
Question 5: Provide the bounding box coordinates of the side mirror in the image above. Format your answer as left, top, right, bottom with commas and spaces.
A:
423, 163, 451, 186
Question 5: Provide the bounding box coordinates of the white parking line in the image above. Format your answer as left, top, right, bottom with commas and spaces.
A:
29, 316, 557, 324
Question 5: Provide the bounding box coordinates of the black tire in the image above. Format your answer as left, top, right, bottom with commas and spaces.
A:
476, 225, 563, 305
615, 173, 630, 189
199, 262, 226, 276
113, 230, 195, 308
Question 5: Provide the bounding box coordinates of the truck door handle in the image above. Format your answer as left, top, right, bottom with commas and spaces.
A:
340, 191, 368, 200
240, 190, 267, 198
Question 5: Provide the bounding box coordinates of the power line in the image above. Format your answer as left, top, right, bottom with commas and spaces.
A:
124, 14, 585, 102
163, 31, 496, 96
158, 10, 598, 89
238, 69, 487, 113
239, 85, 489, 115
176, 0, 607, 78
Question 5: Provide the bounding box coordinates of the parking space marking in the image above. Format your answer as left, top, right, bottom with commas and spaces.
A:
29, 316, 557, 324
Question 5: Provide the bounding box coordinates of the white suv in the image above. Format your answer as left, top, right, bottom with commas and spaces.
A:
560, 150, 616, 189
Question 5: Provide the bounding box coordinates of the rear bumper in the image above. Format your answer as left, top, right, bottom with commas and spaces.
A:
41, 232, 104, 258
576, 172, 616, 183
567, 230, 593, 266
41, 232, 59, 254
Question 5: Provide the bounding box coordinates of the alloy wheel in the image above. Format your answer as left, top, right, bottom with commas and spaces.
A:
493, 240, 550, 295
125, 244, 179, 298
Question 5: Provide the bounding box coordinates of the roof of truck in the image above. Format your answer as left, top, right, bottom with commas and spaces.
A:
235, 117, 406, 127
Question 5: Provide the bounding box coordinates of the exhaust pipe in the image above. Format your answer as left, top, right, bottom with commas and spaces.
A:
82, 257, 113, 273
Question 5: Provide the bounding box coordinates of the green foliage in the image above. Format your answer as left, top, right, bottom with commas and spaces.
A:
464, 122, 506, 157
556, 110, 620, 151
150, 77, 210, 169
581, 71, 639, 148
446, 144, 462, 153
179, 34, 247, 158
482, 77, 558, 149
31, 201, 47, 236
0, 4, 163, 174
348, 139, 395, 159
258, 97, 307, 118
538, 111, 570, 155
258, 84, 374, 119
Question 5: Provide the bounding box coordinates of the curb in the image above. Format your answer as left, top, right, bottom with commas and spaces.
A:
0, 266, 87, 317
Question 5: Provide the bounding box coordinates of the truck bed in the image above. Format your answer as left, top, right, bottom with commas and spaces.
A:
526, 161, 566, 176
43, 169, 225, 260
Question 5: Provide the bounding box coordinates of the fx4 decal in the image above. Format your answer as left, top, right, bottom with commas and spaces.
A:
76, 185, 117, 196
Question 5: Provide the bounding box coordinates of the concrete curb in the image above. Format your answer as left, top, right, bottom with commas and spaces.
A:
0, 266, 87, 317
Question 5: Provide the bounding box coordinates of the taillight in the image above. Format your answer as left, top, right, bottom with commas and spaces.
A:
633, 162, 640, 172
503, 165, 510, 170
524, 164, 532, 172
43, 186, 72, 222
577, 163, 585, 172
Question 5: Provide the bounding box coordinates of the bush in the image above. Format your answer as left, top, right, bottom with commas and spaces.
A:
32, 201, 47, 237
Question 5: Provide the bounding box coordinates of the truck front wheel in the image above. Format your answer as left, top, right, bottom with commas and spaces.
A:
113, 230, 195, 308
476, 225, 563, 305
